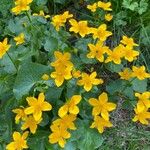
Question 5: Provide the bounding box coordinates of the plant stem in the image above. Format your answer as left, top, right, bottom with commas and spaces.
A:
25, 11, 32, 23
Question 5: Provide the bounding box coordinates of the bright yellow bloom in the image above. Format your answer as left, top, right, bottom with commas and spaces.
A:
42, 74, 49, 80
21, 116, 42, 134
87, 3, 97, 12
52, 114, 77, 130
58, 95, 81, 117
51, 51, 73, 69
14, 33, 25, 45
90, 116, 113, 133
118, 68, 133, 80
87, 41, 109, 62
51, 11, 73, 31
51, 67, 72, 87
77, 72, 103, 92
6, 131, 28, 150
12, 107, 26, 124
132, 105, 150, 125
49, 126, 71, 148
105, 13, 113, 21
72, 70, 81, 78
12, 0, 33, 15
132, 66, 150, 80
135, 92, 150, 110
105, 44, 125, 64
89, 92, 116, 120
0, 38, 11, 59
123, 46, 139, 62
25, 93, 52, 121
97, 1, 112, 11
69, 19, 90, 37
90, 24, 112, 42
121, 36, 139, 48
33, 10, 50, 19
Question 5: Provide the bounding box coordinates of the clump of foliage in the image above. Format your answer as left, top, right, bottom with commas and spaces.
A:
0, 0, 150, 149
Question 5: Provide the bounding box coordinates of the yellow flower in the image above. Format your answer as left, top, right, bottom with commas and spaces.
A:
132, 66, 150, 80
25, 93, 52, 121
51, 11, 73, 31
12, 107, 26, 123
105, 13, 113, 21
118, 68, 133, 80
87, 41, 109, 62
97, 1, 112, 11
87, 3, 97, 12
90, 24, 112, 42
21, 116, 42, 134
14, 33, 25, 45
58, 95, 81, 117
51, 51, 73, 69
12, 0, 33, 15
123, 46, 139, 62
49, 126, 71, 148
33, 10, 50, 19
135, 92, 150, 110
72, 69, 81, 78
51, 67, 72, 87
120, 36, 139, 48
0, 38, 11, 59
89, 92, 116, 120
77, 72, 103, 92
42, 74, 49, 80
69, 19, 90, 37
132, 105, 150, 125
6, 131, 28, 150
52, 114, 77, 130
90, 116, 113, 133
105, 44, 125, 64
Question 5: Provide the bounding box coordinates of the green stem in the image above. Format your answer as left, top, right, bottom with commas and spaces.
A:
25, 11, 32, 23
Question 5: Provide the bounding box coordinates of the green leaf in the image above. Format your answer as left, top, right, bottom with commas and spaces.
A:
44, 37, 58, 52
105, 63, 123, 73
13, 62, 49, 99
131, 78, 147, 92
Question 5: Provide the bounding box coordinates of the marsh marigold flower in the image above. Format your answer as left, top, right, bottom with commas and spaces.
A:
123, 46, 139, 62
69, 19, 90, 37
105, 13, 113, 21
49, 125, 71, 148
87, 41, 109, 62
97, 1, 112, 11
0, 38, 11, 59
14, 33, 25, 45
72, 69, 81, 78
132, 66, 150, 80
25, 93, 52, 121
33, 10, 50, 19
12, 107, 26, 123
21, 115, 42, 134
118, 68, 133, 80
132, 105, 150, 125
87, 3, 97, 12
120, 36, 139, 48
90, 116, 113, 133
105, 44, 125, 64
6, 131, 29, 150
12, 0, 33, 15
135, 92, 150, 110
52, 114, 77, 130
90, 24, 112, 42
51, 11, 73, 31
58, 95, 81, 117
89, 92, 116, 120
77, 72, 103, 92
